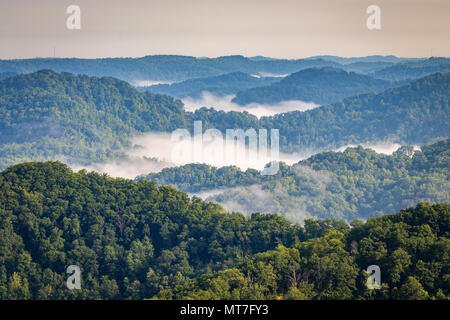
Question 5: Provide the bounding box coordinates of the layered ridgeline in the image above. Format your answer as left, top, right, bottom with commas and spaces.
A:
0, 70, 448, 169
372, 57, 450, 82
0, 162, 448, 300
232, 67, 395, 105
257, 72, 449, 153
305, 55, 420, 65
140, 72, 280, 99
1, 55, 441, 84
0, 72, 17, 81
160, 203, 450, 300
137, 139, 450, 222
0, 55, 341, 83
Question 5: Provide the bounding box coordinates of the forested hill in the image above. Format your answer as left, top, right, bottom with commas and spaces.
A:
141, 71, 280, 99
232, 67, 394, 105
0, 161, 299, 299
257, 72, 450, 152
372, 57, 450, 81
0, 70, 448, 169
137, 139, 450, 222
0, 161, 448, 299
0, 70, 187, 168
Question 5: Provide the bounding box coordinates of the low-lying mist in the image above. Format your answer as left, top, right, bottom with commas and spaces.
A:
71, 128, 415, 182
191, 164, 334, 224
336, 142, 421, 155
250, 72, 288, 78
182, 91, 320, 118
72, 132, 312, 179
132, 80, 175, 87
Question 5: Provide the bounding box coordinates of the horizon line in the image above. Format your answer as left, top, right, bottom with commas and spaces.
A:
1, 54, 446, 62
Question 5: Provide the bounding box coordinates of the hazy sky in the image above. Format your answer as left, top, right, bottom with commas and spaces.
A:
0, 0, 449, 59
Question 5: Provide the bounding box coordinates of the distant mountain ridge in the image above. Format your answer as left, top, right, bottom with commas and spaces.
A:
255, 72, 449, 152
371, 57, 450, 81
0, 69, 186, 168
232, 67, 395, 105
0, 55, 446, 84
140, 71, 280, 99
0, 55, 341, 83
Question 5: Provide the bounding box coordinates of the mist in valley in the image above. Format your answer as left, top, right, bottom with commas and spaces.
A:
182, 91, 320, 118
190, 164, 335, 224
71, 131, 315, 178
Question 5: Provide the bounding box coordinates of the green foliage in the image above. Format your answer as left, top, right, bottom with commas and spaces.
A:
0, 70, 187, 169
160, 203, 449, 300
0, 161, 300, 299
0, 162, 447, 300
138, 140, 450, 221
136, 164, 262, 192
233, 67, 394, 105
259, 72, 449, 153
0, 71, 448, 169
1, 55, 444, 83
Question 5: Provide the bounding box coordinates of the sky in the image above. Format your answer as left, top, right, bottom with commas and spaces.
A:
0, 0, 449, 59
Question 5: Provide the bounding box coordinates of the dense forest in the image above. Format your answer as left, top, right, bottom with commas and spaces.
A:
141, 71, 279, 99
0, 70, 448, 170
0, 161, 448, 300
305, 55, 418, 65
158, 202, 449, 300
0, 70, 187, 169
166, 71, 449, 153
258, 72, 449, 153
232, 67, 394, 105
137, 139, 450, 222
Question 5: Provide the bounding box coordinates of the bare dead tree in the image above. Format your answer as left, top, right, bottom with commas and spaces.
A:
287, 266, 300, 288
116, 207, 126, 236
351, 240, 359, 255
246, 270, 253, 287
300, 270, 311, 283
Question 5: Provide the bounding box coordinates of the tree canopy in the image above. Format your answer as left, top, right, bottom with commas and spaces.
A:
0, 161, 447, 299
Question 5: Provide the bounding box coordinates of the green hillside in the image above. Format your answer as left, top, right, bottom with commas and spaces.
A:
0, 161, 447, 299
232, 67, 394, 105
372, 57, 450, 81
0, 70, 187, 168
0, 70, 448, 169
